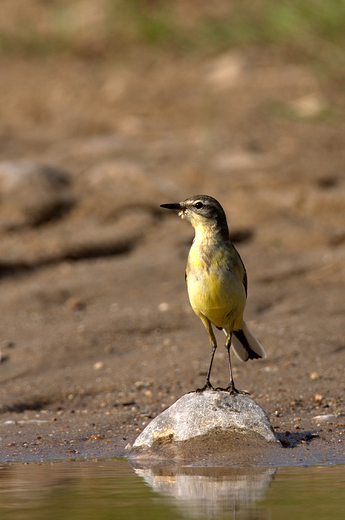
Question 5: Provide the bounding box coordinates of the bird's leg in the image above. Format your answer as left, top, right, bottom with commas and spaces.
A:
196, 344, 217, 392
225, 332, 237, 393
225, 339, 238, 394
196, 316, 217, 392
217, 332, 242, 394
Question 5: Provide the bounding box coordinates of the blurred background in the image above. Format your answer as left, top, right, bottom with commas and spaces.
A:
1, 0, 345, 241
0, 0, 344, 446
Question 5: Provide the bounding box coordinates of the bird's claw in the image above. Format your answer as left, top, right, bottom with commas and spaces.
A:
196, 382, 215, 393
216, 385, 249, 395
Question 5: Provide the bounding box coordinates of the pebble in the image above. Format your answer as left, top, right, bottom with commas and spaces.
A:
158, 302, 169, 312
313, 415, 337, 422
66, 297, 86, 310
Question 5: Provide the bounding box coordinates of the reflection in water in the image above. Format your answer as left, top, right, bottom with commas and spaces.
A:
0, 458, 274, 520
132, 462, 275, 519
0, 458, 344, 520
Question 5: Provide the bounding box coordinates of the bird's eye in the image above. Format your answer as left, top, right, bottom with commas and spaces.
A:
195, 202, 204, 209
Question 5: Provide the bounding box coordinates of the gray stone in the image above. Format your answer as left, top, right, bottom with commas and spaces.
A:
129, 391, 279, 456
0, 160, 74, 229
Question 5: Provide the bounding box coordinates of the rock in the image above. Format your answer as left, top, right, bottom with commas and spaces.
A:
0, 160, 74, 229
129, 391, 280, 458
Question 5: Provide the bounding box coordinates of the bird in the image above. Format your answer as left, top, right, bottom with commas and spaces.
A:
160, 195, 265, 394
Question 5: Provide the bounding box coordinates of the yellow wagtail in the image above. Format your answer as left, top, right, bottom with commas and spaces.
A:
160, 195, 265, 394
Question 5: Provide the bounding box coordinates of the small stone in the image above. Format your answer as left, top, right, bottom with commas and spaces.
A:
66, 297, 86, 310
158, 302, 169, 312
315, 394, 323, 402
310, 372, 320, 380
93, 362, 104, 371
313, 414, 336, 422
130, 391, 279, 457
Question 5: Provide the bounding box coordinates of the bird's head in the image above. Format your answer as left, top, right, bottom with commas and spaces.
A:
160, 195, 229, 238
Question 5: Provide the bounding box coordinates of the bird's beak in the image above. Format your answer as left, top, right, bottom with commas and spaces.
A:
160, 202, 182, 210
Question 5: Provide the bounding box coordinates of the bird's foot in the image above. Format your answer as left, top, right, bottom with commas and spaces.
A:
216, 384, 249, 395
196, 381, 214, 393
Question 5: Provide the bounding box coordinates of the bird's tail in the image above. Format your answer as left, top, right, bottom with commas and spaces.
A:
223, 323, 266, 362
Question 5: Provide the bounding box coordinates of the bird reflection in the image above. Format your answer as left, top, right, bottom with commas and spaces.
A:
131, 462, 275, 520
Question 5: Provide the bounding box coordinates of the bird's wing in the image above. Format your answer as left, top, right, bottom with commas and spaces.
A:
228, 243, 247, 296
242, 266, 248, 296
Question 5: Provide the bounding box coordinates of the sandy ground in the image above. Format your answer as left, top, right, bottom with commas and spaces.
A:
0, 46, 345, 465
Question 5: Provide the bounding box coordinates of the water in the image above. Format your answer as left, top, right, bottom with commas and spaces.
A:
0, 458, 344, 520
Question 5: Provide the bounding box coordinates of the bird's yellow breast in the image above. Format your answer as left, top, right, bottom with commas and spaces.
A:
186, 238, 246, 330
